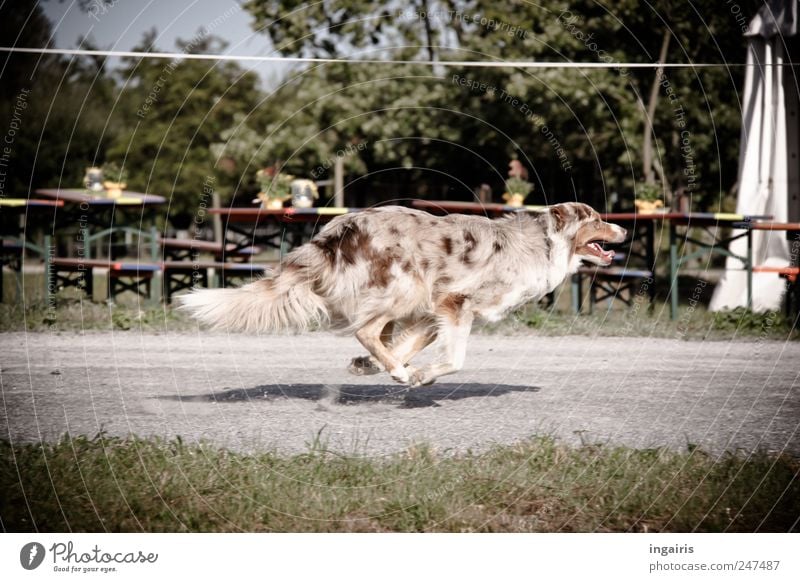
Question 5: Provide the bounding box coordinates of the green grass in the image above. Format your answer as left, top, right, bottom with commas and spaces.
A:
3, 267, 797, 338
3, 299, 798, 340
489, 303, 800, 341
0, 301, 196, 333
1, 435, 797, 532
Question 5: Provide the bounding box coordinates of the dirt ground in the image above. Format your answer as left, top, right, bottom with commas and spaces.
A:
1, 331, 798, 457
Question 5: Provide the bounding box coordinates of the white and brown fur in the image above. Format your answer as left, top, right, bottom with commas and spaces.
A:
180, 203, 626, 386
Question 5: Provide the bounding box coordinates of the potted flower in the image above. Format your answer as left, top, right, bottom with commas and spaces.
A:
634, 182, 666, 213
101, 162, 128, 198
502, 177, 534, 207
254, 166, 294, 209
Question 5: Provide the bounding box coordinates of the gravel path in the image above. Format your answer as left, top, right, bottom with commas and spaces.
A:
1, 331, 798, 457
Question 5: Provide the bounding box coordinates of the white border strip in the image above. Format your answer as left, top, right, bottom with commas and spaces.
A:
3, 533, 799, 581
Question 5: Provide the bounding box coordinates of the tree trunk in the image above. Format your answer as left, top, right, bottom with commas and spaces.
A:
420, 0, 437, 62
642, 29, 671, 185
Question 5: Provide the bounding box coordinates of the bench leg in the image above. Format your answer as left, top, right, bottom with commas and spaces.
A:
80, 267, 93, 300
571, 273, 582, 314
669, 223, 678, 320
150, 271, 162, 305
645, 222, 656, 306
44, 235, 55, 305
746, 229, 753, 311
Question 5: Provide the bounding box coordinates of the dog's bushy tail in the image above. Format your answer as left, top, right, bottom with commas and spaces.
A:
178, 268, 328, 333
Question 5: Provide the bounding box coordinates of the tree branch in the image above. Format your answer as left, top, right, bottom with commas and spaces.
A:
642, 28, 670, 185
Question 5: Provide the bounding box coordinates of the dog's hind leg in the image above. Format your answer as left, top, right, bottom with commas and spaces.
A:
348, 321, 395, 376
409, 297, 473, 387
354, 317, 413, 384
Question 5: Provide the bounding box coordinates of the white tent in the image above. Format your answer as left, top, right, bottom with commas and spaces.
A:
710, 0, 799, 312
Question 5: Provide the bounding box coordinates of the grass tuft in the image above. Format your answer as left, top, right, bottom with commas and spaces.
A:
1, 435, 797, 532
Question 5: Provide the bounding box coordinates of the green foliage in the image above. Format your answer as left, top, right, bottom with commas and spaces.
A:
711, 307, 789, 334
255, 167, 293, 197
635, 182, 663, 202
0, 1, 768, 218
238, 0, 762, 208
107, 32, 262, 218
0, 1, 122, 198
101, 161, 128, 185
504, 177, 533, 196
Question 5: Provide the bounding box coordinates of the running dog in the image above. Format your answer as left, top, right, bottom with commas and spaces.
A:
180, 203, 626, 386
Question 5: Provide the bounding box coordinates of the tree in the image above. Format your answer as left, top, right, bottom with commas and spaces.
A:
0, 0, 121, 198
237, 0, 762, 209
108, 31, 262, 219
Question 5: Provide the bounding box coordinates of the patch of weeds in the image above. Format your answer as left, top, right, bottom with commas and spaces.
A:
711, 307, 790, 334
1, 435, 797, 533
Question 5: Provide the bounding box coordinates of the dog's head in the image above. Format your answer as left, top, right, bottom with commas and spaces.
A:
548, 202, 627, 266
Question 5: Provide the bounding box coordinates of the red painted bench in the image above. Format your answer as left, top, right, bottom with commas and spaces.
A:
48, 258, 159, 300
158, 238, 260, 262
162, 261, 274, 302
752, 266, 799, 283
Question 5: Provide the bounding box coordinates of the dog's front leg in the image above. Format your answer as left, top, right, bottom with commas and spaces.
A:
348, 317, 437, 377
410, 303, 473, 387
354, 316, 415, 384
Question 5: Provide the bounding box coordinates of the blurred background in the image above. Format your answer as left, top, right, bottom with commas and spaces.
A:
1, 0, 772, 224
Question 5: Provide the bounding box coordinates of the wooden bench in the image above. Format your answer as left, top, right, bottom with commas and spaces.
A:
573, 266, 655, 314
47, 257, 274, 302
158, 238, 260, 262
752, 266, 800, 317
1, 239, 25, 301
734, 222, 800, 316
162, 261, 273, 302
571, 250, 654, 313
752, 265, 800, 282
48, 258, 160, 300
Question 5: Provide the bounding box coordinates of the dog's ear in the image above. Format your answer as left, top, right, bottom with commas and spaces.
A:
550, 205, 568, 232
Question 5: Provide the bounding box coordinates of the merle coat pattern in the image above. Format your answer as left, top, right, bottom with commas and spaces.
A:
180, 203, 626, 386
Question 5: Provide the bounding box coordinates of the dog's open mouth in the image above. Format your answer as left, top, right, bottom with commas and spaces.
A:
581, 241, 615, 263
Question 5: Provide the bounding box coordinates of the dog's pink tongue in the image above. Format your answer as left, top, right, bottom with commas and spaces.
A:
590, 242, 615, 261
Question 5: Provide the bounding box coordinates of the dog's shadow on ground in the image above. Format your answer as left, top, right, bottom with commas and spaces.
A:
162, 383, 540, 408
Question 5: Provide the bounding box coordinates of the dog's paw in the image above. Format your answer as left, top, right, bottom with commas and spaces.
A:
347, 356, 382, 376
389, 365, 411, 384
408, 368, 436, 388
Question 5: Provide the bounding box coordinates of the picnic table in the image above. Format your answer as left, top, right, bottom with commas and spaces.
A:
208, 206, 356, 255
0, 197, 65, 253
35, 188, 165, 207
730, 221, 800, 315
410, 199, 544, 215
158, 237, 259, 262
34, 187, 166, 259
1, 198, 65, 301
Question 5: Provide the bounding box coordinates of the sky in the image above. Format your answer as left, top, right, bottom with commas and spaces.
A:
40, 0, 291, 87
